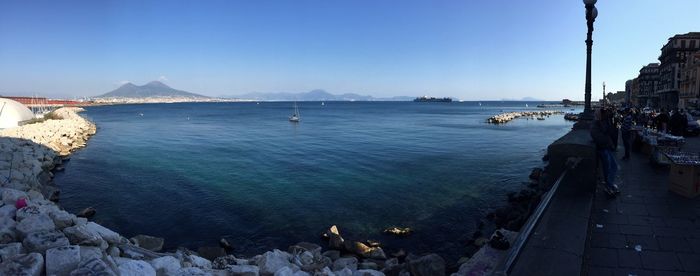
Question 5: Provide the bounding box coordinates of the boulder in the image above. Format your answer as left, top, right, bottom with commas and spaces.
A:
353, 269, 385, 276
273, 266, 309, 276
344, 241, 386, 259
83, 222, 124, 244
333, 257, 358, 271
16, 213, 55, 237
23, 229, 70, 254
130, 234, 164, 252
0, 252, 44, 276
0, 216, 18, 243
257, 249, 293, 275
288, 242, 322, 256
119, 244, 167, 260
173, 267, 208, 276
79, 246, 103, 262
62, 223, 106, 248
359, 262, 379, 270
2, 189, 27, 205
149, 256, 182, 276
188, 254, 213, 269
0, 204, 17, 219
327, 225, 344, 249
219, 238, 234, 252
46, 245, 81, 276
76, 207, 96, 219
226, 264, 260, 276
407, 254, 445, 276
117, 259, 157, 276
70, 258, 117, 276
291, 250, 331, 272
334, 268, 353, 276
49, 209, 76, 229
0, 242, 23, 262
197, 246, 226, 261
212, 255, 237, 269
322, 250, 341, 261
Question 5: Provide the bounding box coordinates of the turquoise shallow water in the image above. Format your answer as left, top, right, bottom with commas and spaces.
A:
53, 101, 577, 259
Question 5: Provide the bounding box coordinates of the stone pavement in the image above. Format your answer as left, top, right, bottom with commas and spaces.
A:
581, 136, 700, 276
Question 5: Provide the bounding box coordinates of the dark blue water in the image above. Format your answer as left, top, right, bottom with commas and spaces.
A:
54, 101, 576, 259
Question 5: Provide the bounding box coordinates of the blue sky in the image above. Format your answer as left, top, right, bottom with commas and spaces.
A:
0, 0, 698, 100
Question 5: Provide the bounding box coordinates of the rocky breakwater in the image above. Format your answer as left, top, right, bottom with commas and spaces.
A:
0, 107, 450, 275
486, 110, 564, 124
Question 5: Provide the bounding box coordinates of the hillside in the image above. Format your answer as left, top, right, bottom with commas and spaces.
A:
96, 81, 208, 98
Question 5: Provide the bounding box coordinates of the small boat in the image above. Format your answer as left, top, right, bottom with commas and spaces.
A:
289, 102, 300, 122
321, 102, 325, 106
525, 104, 529, 107
537, 117, 545, 120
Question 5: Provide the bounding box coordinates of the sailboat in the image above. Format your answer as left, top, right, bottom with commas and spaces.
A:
289, 102, 300, 122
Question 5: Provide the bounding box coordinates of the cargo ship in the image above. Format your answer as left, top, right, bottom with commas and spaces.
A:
413, 96, 452, 102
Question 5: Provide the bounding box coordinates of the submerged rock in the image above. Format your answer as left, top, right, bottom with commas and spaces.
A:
130, 234, 165, 252
382, 227, 412, 237
327, 225, 344, 249
197, 246, 226, 261
76, 207, 96, 219
219, 238, 234, 253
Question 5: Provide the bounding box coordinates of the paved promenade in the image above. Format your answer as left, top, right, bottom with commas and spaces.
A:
582, 136, 700, 276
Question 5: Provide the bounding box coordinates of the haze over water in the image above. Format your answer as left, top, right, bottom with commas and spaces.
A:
54, 101, 576, 260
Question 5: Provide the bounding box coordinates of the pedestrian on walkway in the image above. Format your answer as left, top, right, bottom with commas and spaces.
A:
591, 108, 620, 195
620, 108, 633, 160
670, 108, 686, 136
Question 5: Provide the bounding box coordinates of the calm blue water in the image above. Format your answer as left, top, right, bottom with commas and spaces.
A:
54, 101, 576, 259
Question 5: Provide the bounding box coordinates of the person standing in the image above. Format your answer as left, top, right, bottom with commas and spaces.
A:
591, 108, 620, 195
620, 108, 633, 160
670, 108, 685, 136
656, 108, 670, 133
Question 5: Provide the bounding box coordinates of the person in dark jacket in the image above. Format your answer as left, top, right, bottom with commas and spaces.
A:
655, 108, 670, 132
620, 108, 634, 160
591, 108, 619, 195
669, 108, 686, 136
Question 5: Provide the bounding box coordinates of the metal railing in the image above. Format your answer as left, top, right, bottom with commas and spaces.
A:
492, 158, 581, 275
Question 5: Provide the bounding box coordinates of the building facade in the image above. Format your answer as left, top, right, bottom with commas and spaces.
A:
631, 78, 640, 107
657, 32, 700, 109
680, 51, 700, 109
637, 63, 660, 107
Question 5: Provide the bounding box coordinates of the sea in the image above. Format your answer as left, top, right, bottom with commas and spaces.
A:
53, 101, 578, 261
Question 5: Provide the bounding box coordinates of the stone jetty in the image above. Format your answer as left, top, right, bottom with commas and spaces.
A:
486, 110, 564, 124
0, 107, 452, 275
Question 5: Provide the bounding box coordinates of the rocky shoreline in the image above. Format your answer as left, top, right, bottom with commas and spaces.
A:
0, 107, 550, 275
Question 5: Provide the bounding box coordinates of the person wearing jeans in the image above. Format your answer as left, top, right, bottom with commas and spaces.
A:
591, 108, 620, 195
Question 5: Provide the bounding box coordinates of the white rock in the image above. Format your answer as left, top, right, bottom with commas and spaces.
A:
150, 256, 182, 276
79, 246, 103, 262
16, 213, 55, 237
2, 188, 27, 205
0, 242, 23, 262
70, 258, 117, 276
23, 229, 70, 254
257, 249, 293, 275
0, 204, 17, 218
0, 216, 17, 243
118, 259, 157, 276
0, 253, 44, 276
174, 267, 211, 276
353, 270, 385, 276
333, 257, 358, 271
46, 245, 80, 276
63, 223, 107, 248
334, 268, 353, 276
226, 264, 260, 276
84, 222, 124, 244
49, 209, 76, 229
189, 254, 213, 269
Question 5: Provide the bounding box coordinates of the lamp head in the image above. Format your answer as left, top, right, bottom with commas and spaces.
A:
583, 0, 597, 5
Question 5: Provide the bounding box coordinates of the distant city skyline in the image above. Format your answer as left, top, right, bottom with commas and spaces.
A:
0, 0, 698, 100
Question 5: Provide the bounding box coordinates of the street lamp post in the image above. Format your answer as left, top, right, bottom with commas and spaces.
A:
577, 0, 598, 128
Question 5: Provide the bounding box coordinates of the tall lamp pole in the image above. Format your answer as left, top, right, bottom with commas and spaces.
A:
576, 0, 598, 128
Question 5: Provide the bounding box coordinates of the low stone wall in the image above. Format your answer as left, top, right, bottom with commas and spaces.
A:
0, 108, 447, 276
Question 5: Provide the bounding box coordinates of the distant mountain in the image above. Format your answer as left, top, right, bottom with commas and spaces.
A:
229, 89, 412, 101
96, 81, 208, 98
